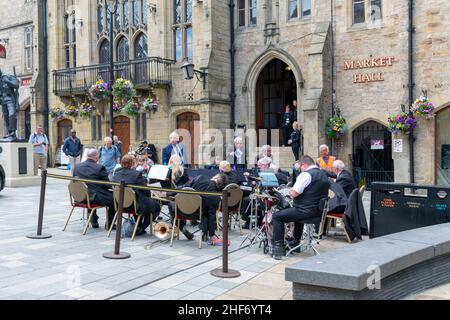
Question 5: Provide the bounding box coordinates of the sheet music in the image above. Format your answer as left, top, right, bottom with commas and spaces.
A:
148, 165, 170, 180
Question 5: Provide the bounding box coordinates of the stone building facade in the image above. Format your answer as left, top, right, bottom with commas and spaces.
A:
0, 0, 34, 139
31, 0, 450, 187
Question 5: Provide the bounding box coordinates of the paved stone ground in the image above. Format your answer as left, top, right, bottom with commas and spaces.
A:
0, 169, 373, 300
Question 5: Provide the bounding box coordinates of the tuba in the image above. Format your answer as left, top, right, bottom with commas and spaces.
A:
154, 221, 172, 240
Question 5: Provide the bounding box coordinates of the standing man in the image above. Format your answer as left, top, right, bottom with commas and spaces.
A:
162, 131, 187, 166
98, 137, 120, 180
63, 129, 82, 175
0, 69, 20, 141
29, 125, 49, 176
281, 104, 294, 146
113, 136, 123, 159
292, 99, 298, 122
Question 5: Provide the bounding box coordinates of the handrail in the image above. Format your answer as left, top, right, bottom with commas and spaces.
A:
52, 56, 175, 95
52, 57, 176, 73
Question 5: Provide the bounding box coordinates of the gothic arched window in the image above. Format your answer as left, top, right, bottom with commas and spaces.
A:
117, 37, 129, 62
99, 39, 110, 64
134, 33, 148, 59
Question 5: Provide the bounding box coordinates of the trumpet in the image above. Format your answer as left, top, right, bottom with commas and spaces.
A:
153, 221, 172, 240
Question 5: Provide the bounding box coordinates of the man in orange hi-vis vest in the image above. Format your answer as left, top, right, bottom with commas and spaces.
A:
317, 145, 336, 173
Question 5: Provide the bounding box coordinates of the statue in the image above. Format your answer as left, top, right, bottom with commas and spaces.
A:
0, 69, 20, 142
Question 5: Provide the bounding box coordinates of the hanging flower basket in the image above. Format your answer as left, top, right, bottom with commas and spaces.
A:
113, 78, 136, 103
325, 116, 349, 139
50, 106, 65, 120
64, 105, 79, 117
89, 79, 110, 102
79, 102, 97, 119
411, 95, 434, 118
388, 112, 417, 134
143, 96, 159, 114
113, 100, 122, 113
123, 99, 141, 117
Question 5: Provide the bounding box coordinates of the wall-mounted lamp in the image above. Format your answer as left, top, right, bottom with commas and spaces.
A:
181, 58, 208, 90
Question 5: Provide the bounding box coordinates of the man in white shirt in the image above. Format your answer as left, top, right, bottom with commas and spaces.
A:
271, 155, 330, 260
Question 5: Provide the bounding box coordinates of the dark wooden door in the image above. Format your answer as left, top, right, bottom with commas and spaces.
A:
57, 119, 73, 148
177, 112, 200, 166
255, 59, 296, 145
113, 116, 130, 155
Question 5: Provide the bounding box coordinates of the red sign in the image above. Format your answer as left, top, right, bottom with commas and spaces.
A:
0, 44, 6, 59
371, 139, 385, 150
21, 77, 32, 86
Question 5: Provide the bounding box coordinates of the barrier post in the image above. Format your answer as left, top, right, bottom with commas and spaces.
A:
211, 190, 241, 278
103, 180, 131, 259
27, 170, 52, 239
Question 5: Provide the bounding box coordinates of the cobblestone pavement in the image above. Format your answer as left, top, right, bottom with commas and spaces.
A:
0, 169, 371, 300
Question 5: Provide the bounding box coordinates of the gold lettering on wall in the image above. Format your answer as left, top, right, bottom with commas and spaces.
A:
344, 56, 395, 84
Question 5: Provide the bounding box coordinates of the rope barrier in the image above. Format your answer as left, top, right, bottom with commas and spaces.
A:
28, 170, 241, 277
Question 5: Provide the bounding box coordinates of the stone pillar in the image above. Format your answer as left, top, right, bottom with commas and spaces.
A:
0, 142, 41, 187
391, 133, 411, 183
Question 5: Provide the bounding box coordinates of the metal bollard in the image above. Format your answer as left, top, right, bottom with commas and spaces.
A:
103, 180, 131, 259
211, 190, 241, 278
27, 170, 52, 239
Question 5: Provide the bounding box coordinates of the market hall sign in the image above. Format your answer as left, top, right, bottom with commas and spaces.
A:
344, 56, 395, 84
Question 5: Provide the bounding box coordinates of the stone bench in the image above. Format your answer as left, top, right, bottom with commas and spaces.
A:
285, 223, 450, 300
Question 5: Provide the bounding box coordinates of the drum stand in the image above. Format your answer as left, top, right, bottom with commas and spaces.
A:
240, 190, 265, 248
286, 224, 320, 256
240, 191, 274, 253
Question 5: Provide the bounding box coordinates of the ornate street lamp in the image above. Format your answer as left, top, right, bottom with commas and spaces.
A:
181, 57, 208, 90
106, 0, 118, 143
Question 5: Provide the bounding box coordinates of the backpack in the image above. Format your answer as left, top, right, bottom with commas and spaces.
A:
121, 217, 136, 238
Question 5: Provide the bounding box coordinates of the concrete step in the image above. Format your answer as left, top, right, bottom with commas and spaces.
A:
270, 147, 296, 172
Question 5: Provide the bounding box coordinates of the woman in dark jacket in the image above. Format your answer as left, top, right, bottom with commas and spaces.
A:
112, 155, 161, 235
288, 122, 303, 161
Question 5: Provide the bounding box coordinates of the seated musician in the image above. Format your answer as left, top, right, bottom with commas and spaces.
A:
112, 155, 161, 235
219, 161, 238, 185
271, 155, 330, 260
317, 144, 337, 179
241, 157, 286, 229
73, 149, 115, 229
168, 173, 229, 245
166, 154, 189, 187
136, 152, 153, 176
332, 160, 357, 198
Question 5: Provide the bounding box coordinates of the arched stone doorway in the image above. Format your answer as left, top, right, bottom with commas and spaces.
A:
113, 116, 130, 155
57, 119, 73, 148
352, 120, 394, 189
176, 112, 200, 166
436, 106, 450, 186
255, 58, 297, 146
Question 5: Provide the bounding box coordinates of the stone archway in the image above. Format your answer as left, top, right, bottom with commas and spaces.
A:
352, 120, 394, 189
243, 49, 304, 131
